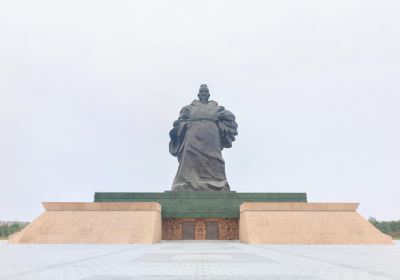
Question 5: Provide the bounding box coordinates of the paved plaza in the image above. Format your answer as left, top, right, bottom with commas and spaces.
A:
0, 240, 399, 280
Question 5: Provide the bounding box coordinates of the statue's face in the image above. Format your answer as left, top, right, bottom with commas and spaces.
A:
198, 90, 210, 102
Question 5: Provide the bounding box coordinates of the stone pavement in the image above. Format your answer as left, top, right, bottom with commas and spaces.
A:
0, 240, 399, 280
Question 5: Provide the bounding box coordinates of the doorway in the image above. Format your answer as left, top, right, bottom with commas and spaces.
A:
182, 221, 195, 240
206, 221, 219, 240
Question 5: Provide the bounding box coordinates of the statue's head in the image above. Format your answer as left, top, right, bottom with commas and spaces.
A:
198, 84, 210, 103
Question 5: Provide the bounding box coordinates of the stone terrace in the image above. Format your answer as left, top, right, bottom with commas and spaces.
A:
0, 240, 399, 280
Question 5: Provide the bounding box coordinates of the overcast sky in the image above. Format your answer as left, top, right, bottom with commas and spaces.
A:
1, 0, 399, 222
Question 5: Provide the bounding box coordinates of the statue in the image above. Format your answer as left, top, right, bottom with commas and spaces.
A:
169, 84, 238, 191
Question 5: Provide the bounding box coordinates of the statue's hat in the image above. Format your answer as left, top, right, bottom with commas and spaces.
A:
199, 84, 209, 93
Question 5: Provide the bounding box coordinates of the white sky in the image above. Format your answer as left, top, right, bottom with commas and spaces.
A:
1, 0, 399, 222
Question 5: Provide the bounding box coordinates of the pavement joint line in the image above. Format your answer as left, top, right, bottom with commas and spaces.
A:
250, 245, 399, 280
0, 244, 150, 280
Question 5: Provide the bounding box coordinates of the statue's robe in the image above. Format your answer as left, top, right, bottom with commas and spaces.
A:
169, 100, 238, 191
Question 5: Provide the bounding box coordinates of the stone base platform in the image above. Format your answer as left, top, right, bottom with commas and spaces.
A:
239, 202, 393, 244
8, 202, 162, 244
9, 194, 393, 244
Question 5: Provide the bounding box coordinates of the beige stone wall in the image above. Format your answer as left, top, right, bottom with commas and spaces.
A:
240, 202, 393, 244
9, 202, 161, 244
42, 202, 161, 211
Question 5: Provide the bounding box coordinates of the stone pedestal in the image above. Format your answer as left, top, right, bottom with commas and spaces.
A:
93, 191, 306, 241
10, 193, 393, 244
239, 202, 393, 244
8, 202, 161, 244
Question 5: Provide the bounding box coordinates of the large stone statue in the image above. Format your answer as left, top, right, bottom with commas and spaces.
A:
169, 84, 238, 191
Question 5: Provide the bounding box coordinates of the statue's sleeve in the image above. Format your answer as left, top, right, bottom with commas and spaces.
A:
169, 105, 191, 157
217, 106, 238, 149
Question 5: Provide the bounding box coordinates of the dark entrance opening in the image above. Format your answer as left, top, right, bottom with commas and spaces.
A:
182, 221, 195, 240
206, 221, 219, 240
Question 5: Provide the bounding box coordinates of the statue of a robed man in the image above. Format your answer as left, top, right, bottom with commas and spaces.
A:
169, 84, 238, 191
